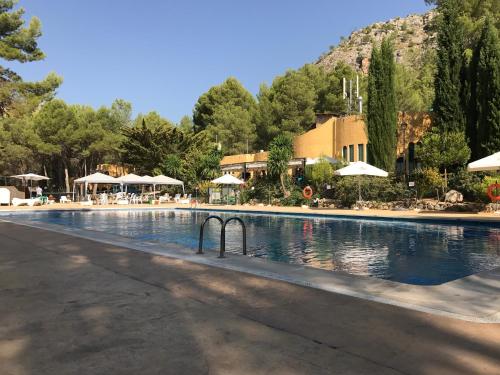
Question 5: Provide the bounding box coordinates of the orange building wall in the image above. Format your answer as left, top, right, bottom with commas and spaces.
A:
334, 116, 368, 161
220, 151, 269, 165
293, 117, 335, 159
396, 112, 432, 157
293, 115, 367, 162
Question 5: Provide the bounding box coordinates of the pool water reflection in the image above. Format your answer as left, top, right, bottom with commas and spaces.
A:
7, 209, 500, 285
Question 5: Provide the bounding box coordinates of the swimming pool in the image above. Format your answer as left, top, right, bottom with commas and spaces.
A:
3, 209, 500, 285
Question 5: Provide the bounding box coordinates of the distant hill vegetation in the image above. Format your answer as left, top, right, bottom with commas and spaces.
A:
316, 11, 436, 75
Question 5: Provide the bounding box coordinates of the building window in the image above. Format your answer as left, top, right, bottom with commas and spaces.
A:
342, 146, 348, 160
358, 144, 364, 162
349, 145, 354, 162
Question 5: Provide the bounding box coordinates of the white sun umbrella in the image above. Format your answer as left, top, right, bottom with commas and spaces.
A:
11, 173, 50, 182
73, 172, 119, 200
334, 161, 388, 202
467, 152, 500, 172
468, 152, 500, 214
11, 173, 50, 197
152, 175, 185, 194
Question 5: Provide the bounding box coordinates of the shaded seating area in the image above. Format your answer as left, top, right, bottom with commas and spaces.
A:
209, 174, 244, 205
72, 172, 185, 205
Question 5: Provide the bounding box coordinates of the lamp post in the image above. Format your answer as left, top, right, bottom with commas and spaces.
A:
401, 120, 408, 182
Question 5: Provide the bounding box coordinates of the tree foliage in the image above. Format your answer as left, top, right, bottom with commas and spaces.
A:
395, 48, 436, 112
177, 115, 194, 133
468, 17, 500, 159
255, 63, 363, 150
432, 0, 466, 133
306, 158, 333, 191
416, 129, 471, 184
0, 0, 62, 116
367, 38, 397, 171
31, 99, 129, 191
192, 77, 257, 155
121, 117, 222, 189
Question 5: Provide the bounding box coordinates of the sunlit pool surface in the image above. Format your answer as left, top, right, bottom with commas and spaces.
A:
3, 209, 500, 285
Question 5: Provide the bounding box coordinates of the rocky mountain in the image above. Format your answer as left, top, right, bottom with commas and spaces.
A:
316, 11, 436, 74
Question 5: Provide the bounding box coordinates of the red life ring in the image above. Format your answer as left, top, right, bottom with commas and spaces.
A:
487, 184, 500, 202
302, 186, 313, 199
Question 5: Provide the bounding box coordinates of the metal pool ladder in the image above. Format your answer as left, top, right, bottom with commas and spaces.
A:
197, 215, 246, 258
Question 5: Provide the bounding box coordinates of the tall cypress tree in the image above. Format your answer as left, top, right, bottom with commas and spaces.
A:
432, 0, 465, 133
367, 39, 397, 171
471, 17, 500, 158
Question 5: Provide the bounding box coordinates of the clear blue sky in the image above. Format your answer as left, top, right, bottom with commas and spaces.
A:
7, 0, 431, 123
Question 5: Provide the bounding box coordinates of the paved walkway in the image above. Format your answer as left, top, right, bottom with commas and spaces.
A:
1, 222, 500, 374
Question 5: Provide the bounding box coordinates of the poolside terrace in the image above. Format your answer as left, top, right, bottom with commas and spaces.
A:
1, 221, 499, 374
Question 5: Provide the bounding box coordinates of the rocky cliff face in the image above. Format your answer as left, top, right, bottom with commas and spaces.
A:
316, 11, 436, 74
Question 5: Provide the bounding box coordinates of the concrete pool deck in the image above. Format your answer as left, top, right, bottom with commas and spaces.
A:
1, 221, 500, 374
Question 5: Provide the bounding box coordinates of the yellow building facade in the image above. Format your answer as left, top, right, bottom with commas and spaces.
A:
220, 113, 431, 177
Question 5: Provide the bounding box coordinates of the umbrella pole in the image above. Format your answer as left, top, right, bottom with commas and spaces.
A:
358, 177, 362, 204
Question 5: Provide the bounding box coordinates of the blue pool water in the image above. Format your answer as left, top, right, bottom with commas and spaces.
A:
3, 209, 500, 285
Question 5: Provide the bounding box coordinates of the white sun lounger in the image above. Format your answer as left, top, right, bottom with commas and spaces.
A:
12, 198, 42, 207
0, 188, 10, 205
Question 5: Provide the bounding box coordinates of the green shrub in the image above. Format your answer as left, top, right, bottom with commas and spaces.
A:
331, 176, 407, 207
305, 158, 334, 192
280, 187, 308, 207
448, 169, 488, 202
413, 168, 444, 199
244, 176, 282, 203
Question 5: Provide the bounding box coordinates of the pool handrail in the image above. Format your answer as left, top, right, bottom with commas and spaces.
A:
219, 217, 247, 258
197, 215, 224, 254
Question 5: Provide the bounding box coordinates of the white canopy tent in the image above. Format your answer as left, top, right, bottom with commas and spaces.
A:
334, 161, 389, 203
116, 173, 154, 194
151, 175, 185, 194
210, 174, 244, 204
116, 173, 150, 185
305, 156, 338, 166
74, 172, 118, 184
467, 152, 500, 172
211, 174, 245, 185
73, 172, 119, 200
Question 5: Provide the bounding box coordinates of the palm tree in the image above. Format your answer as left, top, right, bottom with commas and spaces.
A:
267, 134, 294, 197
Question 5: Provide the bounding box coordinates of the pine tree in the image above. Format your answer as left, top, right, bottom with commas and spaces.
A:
470, 17, 500, 158
366, 39, 397, 171
432, 0, 466, 133
0, 0, 61, 116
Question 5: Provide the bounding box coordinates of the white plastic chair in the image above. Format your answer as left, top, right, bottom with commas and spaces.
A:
99, 193, 108, 205
159, 193, 170, 203
60, 195, 72, 204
